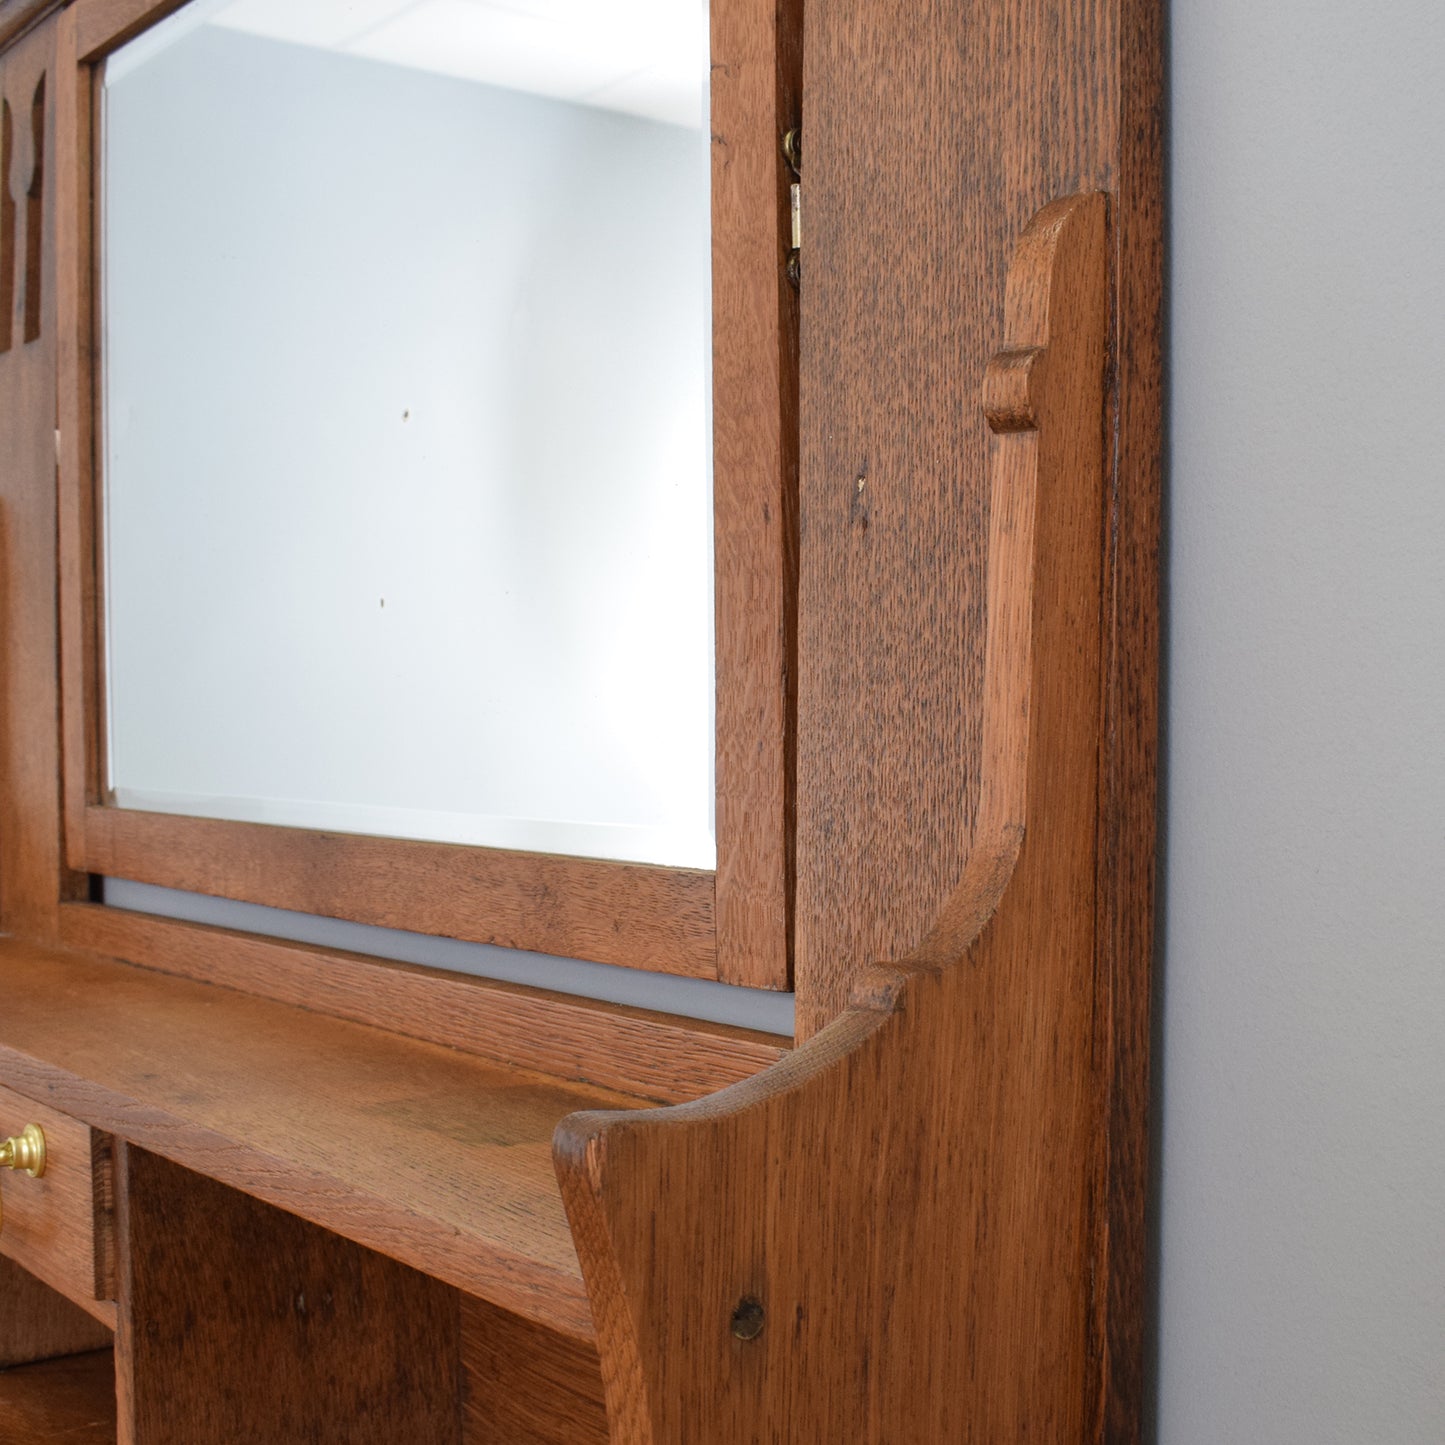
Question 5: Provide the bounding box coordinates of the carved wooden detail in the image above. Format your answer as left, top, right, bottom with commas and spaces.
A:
20, 70, 39, 343
0, 68, 41, 352
556, 194, 1111, 1445
0, 98, 13, 352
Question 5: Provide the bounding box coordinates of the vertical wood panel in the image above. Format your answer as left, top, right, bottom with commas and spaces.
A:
117, 1146, 463, 1445
704, 0, 802, 989
55, 6, 97, 875
1093, 7, 1164, 1443
461, 1296, 609, 1445
559, 195, 1117, 1445
795, 0, 1143, 1031
0, 14, 76, 939
0, 1257, 112, 1368
790, 3, 1161, 1443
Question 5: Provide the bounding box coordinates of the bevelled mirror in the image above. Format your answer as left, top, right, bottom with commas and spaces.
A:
99, 0, 715, 869
61, 0, 795, 986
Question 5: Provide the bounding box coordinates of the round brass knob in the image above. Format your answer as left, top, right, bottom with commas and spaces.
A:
0, 1124, 46, 1178
0, 1124, 46, 1237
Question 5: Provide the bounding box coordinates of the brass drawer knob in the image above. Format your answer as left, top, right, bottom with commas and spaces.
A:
0, 1124, 46, 1178
0, 1124, 46, 1236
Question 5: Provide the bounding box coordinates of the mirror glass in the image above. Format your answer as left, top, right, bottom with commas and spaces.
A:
99, 0, 715, 869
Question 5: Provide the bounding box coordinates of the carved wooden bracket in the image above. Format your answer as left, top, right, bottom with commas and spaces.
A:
0, 68, 43, 354
555, 192, 1111, 1445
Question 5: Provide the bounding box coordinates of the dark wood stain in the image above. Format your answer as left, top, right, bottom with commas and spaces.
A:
0, 1348, 116, 1442
119, 1147, 462, 1445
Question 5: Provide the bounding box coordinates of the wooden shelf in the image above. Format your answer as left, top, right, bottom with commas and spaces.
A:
0, 938, 657, 1340
0, 1350, 116, 1443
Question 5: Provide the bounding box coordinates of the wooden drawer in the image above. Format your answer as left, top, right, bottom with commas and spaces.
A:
0, 1083, 114, 1322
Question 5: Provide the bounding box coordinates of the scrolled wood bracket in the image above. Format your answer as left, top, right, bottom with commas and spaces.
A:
556, 192, 1111, 1445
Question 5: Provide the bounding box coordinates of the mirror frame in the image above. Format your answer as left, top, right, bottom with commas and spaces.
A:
55, 0, 800, 988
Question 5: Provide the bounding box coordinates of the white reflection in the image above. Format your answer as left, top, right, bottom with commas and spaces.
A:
210, 0, 707, 127
100, 0, 715, 869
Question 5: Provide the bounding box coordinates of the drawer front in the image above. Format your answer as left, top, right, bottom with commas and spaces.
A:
0, 1083, 113, 1316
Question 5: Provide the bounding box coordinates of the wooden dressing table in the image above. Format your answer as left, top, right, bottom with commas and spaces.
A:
0, 0, 1161, 1439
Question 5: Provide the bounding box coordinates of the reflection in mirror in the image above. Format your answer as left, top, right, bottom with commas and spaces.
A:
100, 0, 714, 868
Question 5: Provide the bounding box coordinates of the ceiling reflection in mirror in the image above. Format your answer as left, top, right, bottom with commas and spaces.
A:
100, 0, 715, 868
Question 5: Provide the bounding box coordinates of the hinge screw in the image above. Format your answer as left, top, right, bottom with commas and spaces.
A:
782, 127, 801, 176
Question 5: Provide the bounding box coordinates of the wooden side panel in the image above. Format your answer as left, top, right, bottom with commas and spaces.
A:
0, 1257, 111, 1368
793, 0, 1159, 1027
117, 1146, 462, 1445
790, 0, 1162, 1438
461, 1296, 609, 1445
0, 14, 73, 939
1095, 10, 1165, 1442
558, 197, 1113, 1445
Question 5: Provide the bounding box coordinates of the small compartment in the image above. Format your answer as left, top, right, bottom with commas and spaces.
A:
120, 1149, 462, 1444
0, 1255, 115, 1443
0, 1349, 116, 1443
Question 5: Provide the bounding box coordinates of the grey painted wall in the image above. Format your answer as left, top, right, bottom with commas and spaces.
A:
1159, 2, 1445, 1439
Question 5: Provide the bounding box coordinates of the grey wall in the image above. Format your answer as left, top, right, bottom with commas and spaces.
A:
1159, 2, 1445, 1440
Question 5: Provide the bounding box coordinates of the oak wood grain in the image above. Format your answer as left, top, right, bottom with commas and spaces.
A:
792, 0, 1146, 1034
1, 92, 13, 355
0, 1, 62, 59
54, 5, 97, 879
118, 1146, 460, 1445
0, 1260, 111, 1370
0, 21, 77, 939
0, 1348, 115, 1442
0, 937, 660, 1341
710, 0, 800, 990
59, 903, 789, 1105
82, 807, 718, 979
789, 0, 1161, 1438
1093, 10, 1165, 1444
0, 1084, 111, 1323
461, 1295, 609, 1445
558, 194, 1110, 1445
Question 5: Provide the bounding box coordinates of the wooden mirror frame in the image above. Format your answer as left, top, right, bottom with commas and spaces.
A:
53, 0, 801, 989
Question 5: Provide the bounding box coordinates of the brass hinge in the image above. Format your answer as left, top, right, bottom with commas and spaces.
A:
783, 127, 801, 287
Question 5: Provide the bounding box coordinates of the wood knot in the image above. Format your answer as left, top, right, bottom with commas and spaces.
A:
730, 1297, 766, 1341
983, 345, 1047, 433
